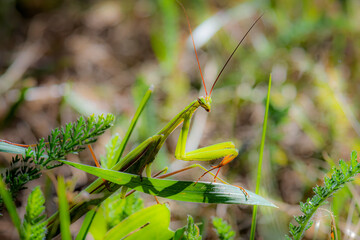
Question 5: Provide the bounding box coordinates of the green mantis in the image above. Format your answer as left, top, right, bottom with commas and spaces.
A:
114, 9, 263, 198
0, 7, 265, 237
0, 7, 263, 199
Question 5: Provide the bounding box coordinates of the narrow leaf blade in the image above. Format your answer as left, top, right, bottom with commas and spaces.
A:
75, 208, 97, 240
0, 176, 21, 236
0, 142, 26, 155
60, 160, 276, 207
104, 204, 173, 240
58, 176, 72, 240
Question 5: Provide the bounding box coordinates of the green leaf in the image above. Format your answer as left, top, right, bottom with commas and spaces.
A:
181, 215, 201, 240
58, 176, 71, 240
173, 227, 186, 240
103, 191, 144, 229
59, 160, 277, 206
76, 208, 97, 240
174, 215, 203, 240
339, 160, 348, 174
287, 151, 360, 239
351, 150, 358, 170
101, 134, 122, 169
22, 186, 47, 240
104, 203, 173, 240
89, 191, 144, 239
0, 176, 21, 236
250, 73, 271, 240
115, 86, 153, 163
213, 217, 235, 240
0, 141, 27, 154
25, 187, 45, 222
89, 207, 108, 239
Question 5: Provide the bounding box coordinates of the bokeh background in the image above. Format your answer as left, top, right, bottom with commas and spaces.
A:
1, 0, 360, 239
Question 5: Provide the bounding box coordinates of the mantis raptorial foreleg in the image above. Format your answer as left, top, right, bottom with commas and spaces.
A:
174, 112, 239, 181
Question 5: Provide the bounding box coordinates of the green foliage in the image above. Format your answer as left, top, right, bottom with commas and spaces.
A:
0, 114, 114, 205
90, 192, 173, 240
76, 209, 97, 240
60, 160, 277, 206
58, 176, 71, 240
3, 153, 42, 200
41, 114, 114, 168
287, 151, 360, 239
250, 74, 271, 240
212, 217, 235, 240
104, 203, 173, 240
174, 215, 202, 240
103, 191, 144, 230
0, 182, 48, 239
0, 176, 21, 234
21, 186, 47, 240
100, 133, 122, 169
89, 191, 144, 239
46, 89, 153, 237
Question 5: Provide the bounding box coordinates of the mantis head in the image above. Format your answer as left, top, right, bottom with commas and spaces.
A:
198, 96, 212, 112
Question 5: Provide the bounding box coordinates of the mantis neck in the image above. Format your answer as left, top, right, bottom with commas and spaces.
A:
158, 99, 200, 138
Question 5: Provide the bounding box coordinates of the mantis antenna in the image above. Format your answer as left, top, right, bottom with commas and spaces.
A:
209, 13, 264, 96
178, 1, 208, 96
178, 0, 263, 97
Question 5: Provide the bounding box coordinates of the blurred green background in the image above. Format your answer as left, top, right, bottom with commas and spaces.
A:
1, 0, 360, 239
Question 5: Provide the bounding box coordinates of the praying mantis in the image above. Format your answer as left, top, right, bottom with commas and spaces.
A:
0, 5, 264, 236
86, 5, 263, 200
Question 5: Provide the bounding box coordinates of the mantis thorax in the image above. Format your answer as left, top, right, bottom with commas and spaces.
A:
197, 96, 212, 112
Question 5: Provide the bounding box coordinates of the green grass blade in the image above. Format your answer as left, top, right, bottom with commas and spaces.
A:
0, 176, 21, 236
57, 176, 72, 240
0, 142, 26, 154
104, 204, 173, 240
75, 208, 97, 240
59, 160, 276, 206
250, 75, 272, 240
115, 86, 153, 163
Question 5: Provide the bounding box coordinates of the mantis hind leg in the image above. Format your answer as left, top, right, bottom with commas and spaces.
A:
155, 163, 249, 200
195, 154, 235, 182
88, 145, 101, 168
122, 164, 249, 200
87, 144, 113, 191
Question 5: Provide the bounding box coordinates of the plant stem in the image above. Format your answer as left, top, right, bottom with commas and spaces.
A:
250, 75, 271, 239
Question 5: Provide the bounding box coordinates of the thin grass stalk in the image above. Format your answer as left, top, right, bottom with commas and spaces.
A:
0, 176, 21, 237
250, 75, 272, 239
115, 86, 153, 163
58, 176, 71, 240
